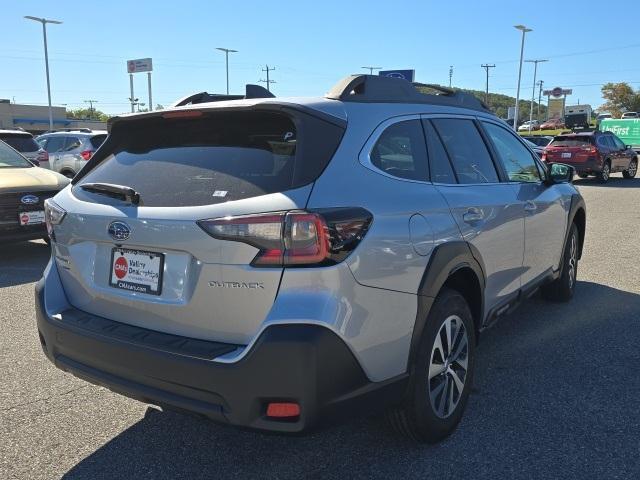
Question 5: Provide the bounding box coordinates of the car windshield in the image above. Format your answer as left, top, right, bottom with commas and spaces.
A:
0, 134, 40, 152
0, 141, 33, 168
549, 136, 593, 147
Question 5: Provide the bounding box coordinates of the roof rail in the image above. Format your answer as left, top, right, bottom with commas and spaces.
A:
43, 127, 93, 133
172, 84, 275, 107
326, 75, 489, 112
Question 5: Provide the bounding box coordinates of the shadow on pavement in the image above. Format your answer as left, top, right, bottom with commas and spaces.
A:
63, 281, 640, 479
573, 176, 640, 188
0, 240, 50, 288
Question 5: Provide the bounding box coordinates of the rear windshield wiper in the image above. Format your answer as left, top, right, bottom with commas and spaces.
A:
80, 183, 141, 205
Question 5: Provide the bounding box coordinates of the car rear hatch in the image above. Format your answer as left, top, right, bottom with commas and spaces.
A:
544, 135, 595, 164
50, 106, 344, 344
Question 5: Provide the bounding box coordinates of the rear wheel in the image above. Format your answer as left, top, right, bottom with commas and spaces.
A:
577, 173, 589, 179
386, 288, 475, 443
61, 170, 76, 179
597, 161, 610, 183
542, 223, 579, 302
623, 158, 637, 179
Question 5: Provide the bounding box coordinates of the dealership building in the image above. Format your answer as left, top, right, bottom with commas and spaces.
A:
0, 100, 107, 133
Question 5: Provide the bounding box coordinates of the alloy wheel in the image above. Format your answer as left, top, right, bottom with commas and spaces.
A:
428, 315, 469, 418
628, 160, 637, 177
602, 163, 610, 181
568, 232, 578, 290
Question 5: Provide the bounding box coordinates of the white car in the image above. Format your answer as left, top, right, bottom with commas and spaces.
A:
517, 120, 541, 131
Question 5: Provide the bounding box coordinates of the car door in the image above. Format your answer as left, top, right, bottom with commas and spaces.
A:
40, 135, 66, 172
426, 116, 525, 312
480, 120, 567, 287
610, 134, 630, 171
59, 136, 83, 174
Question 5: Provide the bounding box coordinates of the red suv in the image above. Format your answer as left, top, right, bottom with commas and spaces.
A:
542, 131, 638, 183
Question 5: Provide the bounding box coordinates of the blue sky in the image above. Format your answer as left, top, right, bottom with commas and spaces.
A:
2, 0, 640, 114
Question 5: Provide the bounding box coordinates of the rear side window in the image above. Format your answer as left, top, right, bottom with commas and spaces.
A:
370, 120, 428, 181
423, 120, 456, 184
431, 118, 499, 184
0, 134, 39, 152
64, 137, 82, 151
75, 111, 344, 207
90, 134, 107, 149
41, 136, 66, 153
550, 136, 593, 147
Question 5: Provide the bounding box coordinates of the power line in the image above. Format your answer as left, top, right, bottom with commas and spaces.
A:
259, 64, 276, 92
481, 64, 496, 105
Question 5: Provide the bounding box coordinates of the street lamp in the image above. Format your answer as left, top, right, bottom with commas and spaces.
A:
361, 66, 381, 75
216, 47, 238, 94
525, 59, 548, 130
24, 16, 62, 131
513, 24, 532, 130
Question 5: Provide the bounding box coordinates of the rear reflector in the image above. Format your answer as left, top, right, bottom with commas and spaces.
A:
266, 402, 300, 418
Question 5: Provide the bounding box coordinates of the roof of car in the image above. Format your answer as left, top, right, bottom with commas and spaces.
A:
38, 129, 107, 137
0, 129, 32, 136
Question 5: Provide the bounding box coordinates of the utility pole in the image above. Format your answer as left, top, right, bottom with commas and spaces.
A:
449, 65, 453, 87
525, 59, 548, 128
537, 80, 544, 120
259, 65, 276, 92
361, 66, 381, 75
513, 25, 532, 129
480, 64, 496, 105
216, 47, 238, 95
83, 99, 98, 119
24, 16, 63, 131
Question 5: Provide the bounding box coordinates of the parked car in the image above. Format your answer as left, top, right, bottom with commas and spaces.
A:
36, 129, 107, 178
621, 112, 638, 119
521, 135, 554, 147
0, 139, 69, 243
0, 129, 49, 168
523, 138, 545, 158
36, 75, 586, 442
543, 131, 637, 183
517, 120, 541, 132
540, 118, 565, 130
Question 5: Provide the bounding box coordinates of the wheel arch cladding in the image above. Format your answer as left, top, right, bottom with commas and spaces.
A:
408, 242, 485, 366
572, 207, 586, 259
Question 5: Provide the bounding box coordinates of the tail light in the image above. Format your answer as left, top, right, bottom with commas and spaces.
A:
198, 208, 372, 267
582, 146, 597, 154
44, 199, 67, 240
37, 150, 49, 162
80, 150, 93, 161
541, 150, 547, 161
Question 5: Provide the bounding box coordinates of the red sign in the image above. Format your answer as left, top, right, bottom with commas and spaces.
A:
114, 256, 128, 279
21, 214, 29, 224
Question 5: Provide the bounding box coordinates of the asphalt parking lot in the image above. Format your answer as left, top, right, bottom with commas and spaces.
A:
1, 175, 639, 480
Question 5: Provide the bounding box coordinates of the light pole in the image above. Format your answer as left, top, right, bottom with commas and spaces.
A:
25, 16, 62, 131
216, 47, 238, 94
361, 66, 381, 75
525, 59, 548, 129
513, 24, 532, 130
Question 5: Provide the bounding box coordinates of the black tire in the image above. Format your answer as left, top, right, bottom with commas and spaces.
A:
622, 158, 638, 179
596, 160, 610, 183
542, 223, 579, 302
42, 237, 51, 245
61, 170, 76, 179
577, 173, 589, 179
386, 288, 476, 443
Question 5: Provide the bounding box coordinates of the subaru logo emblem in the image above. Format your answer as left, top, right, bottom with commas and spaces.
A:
21, 194, 39, 205
108, 221, 131, 241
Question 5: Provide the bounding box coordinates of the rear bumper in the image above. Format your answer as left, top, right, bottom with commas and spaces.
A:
0, 224, 47, 243
35, 278, 407, 433
550, 157, 602, 174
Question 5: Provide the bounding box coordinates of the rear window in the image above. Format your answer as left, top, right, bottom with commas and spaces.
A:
75, 110, 343, 207
550, 136, 593, 147
0, 134, 39, 152
90, 134, 107, 149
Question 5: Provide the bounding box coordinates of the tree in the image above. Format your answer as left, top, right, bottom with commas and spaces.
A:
66, 108, 109, 122
600, 83, 640, 117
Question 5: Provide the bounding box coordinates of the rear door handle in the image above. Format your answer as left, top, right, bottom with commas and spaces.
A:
524, 201, 537, 212
462, 207, 484, 223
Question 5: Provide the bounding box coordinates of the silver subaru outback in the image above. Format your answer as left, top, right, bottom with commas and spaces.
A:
36, 75, 585, 442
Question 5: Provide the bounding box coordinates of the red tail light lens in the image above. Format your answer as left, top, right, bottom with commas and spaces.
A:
37, 150, 49, 162
197, 208, 372, 267
80, 150, 93, 161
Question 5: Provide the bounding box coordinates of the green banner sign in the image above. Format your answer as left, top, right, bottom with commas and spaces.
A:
599, 119, 640, 147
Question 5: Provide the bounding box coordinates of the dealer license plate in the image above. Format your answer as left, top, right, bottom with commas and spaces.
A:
19, 211, 45, 226
109, 248, 164, 295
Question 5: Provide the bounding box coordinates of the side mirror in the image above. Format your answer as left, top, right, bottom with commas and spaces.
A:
546, 163, 575, 185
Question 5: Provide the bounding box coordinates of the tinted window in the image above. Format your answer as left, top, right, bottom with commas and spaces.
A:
42, 136, 66, 153
0, 141, 32, 168
90, 134, 107, 149
483, 122, 540, 183
423, 120, 456, 184
64, 137, 82, 152
611, 135, 626, 150
596, 136, 610, 148
75, 111, 343, 207
370, 120, 428, 181
0, 134, 39, 152
549, 136, 593, 148
431, 118, 499, 184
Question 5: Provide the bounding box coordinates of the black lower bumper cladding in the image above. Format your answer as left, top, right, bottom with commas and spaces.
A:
35, 280, 407, 433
